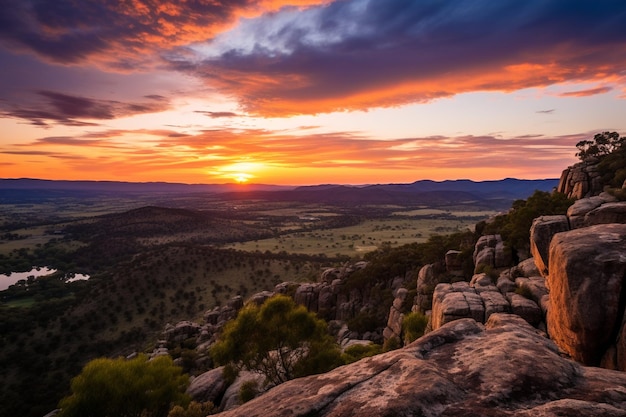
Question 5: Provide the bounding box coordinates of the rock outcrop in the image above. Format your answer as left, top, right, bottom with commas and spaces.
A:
429, 259, 546, 332
216, 315, 626, 417
382, 288, 408, 342
546, 223, 626, 370
557, 159, 603, 199
472, 234, 511, 273
529, 194, 625, 277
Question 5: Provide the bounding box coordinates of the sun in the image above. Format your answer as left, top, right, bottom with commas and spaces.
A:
217, 162, 264, 184
234, 173, 250, 184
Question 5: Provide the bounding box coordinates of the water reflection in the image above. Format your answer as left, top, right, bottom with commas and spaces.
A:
0, 267, 90, 291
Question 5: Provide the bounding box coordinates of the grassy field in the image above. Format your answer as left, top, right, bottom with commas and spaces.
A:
224, 215, 485, 257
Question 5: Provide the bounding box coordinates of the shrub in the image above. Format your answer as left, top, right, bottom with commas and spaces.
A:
515, 285, 534, 301
167, 401, 215, 417
382, 335, 401, 352
58, 354, 189, 417
341, 343, 383, 364
239, 380, 259, 404
402, 312, 429, 345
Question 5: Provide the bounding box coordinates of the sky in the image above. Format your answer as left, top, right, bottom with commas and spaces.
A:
1, 0, 625, 186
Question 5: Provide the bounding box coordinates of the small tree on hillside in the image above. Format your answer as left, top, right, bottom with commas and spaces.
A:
58, 354, 189, 417
576, 131, 625, 161
210, 295, 343, 386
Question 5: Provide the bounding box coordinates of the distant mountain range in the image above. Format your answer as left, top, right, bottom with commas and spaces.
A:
0, 178, 291, 193
1, 177, 559, 208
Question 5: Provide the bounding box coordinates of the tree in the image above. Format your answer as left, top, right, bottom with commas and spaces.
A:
576, 131, 625, 161
210, 295, 343, 386
58, 354, 189, 417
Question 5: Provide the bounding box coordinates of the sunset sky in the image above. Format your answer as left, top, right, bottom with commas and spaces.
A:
1, 0, 625, 185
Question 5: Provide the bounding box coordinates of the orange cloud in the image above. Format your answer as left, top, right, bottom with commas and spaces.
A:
195, 41, 626, 116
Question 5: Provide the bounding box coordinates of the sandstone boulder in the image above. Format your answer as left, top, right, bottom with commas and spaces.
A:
383, 288, 408, 342
216, 314, 626, 417
547, 223, 626, 368
219, 371, 266, 411
445, 249, 463, 274
431, 282, 484, 329
496, 274, 517, 293
584, 201, 626, 227
294, 283, 319, 312
515, 257, 541, 278
164, 320, 201, 343
473, 234, 511, 272
187, 367, 228, 404
508, 293, 543, 326
566, 196, 605, 228
530, 215, 570, 277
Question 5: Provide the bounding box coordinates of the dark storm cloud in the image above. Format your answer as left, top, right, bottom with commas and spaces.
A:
0, 0, 287, 68
0, 90, 170, 127
186, 0, 626, 114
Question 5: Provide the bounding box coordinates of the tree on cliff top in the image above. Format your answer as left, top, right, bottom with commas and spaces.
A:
210, 295, 343, 386
576, 131, 625, 161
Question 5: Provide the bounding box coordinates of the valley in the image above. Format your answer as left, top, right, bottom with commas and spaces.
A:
0, 178, 555, 417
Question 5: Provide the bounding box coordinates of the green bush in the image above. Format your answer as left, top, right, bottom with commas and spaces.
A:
341, 343, 383, 364
58, 354, 189, 417
239, 380, 259, 404
382, 336, 401, 352
402, 312, 429, 345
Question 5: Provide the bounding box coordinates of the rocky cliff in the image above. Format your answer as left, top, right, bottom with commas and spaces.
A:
215, 314, 626, 417
557, 159, 604, 199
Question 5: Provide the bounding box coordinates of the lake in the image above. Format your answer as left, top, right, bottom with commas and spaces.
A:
0, 267, 90, 291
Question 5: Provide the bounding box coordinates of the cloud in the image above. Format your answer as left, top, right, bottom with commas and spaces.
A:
0, 90, 170, 127
195, 111, 242, 118
559, 86, 613, 97
0, 0, 330, 70
536, 109, 555, 114
178, 0, 626, 115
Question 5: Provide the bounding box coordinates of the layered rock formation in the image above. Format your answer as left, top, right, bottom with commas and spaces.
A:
216, 315, 626, 417
430, 267, 544, 331
557, 159, 603, 199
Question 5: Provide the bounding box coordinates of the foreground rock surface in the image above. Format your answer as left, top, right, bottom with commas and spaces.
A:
547, 223, 626, 369
216, 314, 626, 416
